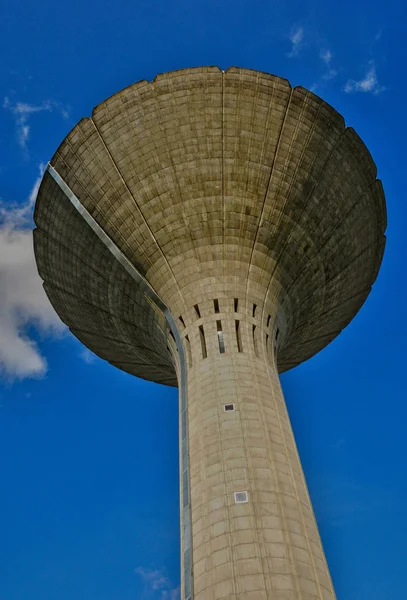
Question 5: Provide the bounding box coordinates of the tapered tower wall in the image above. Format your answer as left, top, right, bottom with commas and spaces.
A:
171, 293, 335, 599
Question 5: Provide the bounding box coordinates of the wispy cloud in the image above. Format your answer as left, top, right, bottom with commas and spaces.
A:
3, 96, 69, 154
134, 567, 180, 600
287, 25, 304, 57
80, 348, 97, 365
320, 48, 332, 65
344, 62, 385, 95
320, 48, 337, 80
374, 30, 382, 42
0, 165, 64, 380
311, 47, 338, 92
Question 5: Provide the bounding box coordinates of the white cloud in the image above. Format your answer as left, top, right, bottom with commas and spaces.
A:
287, 25, 304, 57
319, 48, 337, 81
0, 162, 44, 228
3, 96, 69, 154
344, 62, 385, 95
311, 47, 338, 92
80, 348, 97, 365
322, 68, 337, 82
134, 567, 180, 599
320, 48, 333, 65
161, 588, 180, 600
0, 165, 65, 380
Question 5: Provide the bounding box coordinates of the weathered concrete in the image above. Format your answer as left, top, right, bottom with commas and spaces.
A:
34, 67, 386, 600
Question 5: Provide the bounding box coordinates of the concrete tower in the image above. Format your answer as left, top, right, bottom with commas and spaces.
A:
34, 67, 386, 600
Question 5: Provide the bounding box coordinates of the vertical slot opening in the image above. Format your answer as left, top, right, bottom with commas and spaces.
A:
184, 335, 192, 367
179, 315, 186, 328
199, 325, 207, 359
252, 324, 258, 356
275, 328, 280, 341
194, 304, 201, 319
234, 298, 239, 312
267, 314, 271, 328
169, 330, 176, 343
235, 320, 243, 353
252, 303, 257, 318
266, 334, 270, 357
214, 299, 220, 313
216, 320, 225, 354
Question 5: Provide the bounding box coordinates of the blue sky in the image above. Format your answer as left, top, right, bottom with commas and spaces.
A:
0, 0, 406, 598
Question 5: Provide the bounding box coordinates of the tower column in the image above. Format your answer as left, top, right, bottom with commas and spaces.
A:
178, 307, 336, 600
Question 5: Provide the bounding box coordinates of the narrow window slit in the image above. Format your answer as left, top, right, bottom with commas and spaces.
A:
235, 320, 243, 353
234, 298, 239, 312
252, 325, 258, 356
169, 330, 176, 343
275, 328, 280, 341
252, 303, 257, 318
199, 325, 207, 359
194, 304, 201, 319
179, 315, 185, 328
216, 320, 225, 354
267, 314, 271, 328
266, 334, 270, 357
185, 335, 192, 367
214, 299, 220, 313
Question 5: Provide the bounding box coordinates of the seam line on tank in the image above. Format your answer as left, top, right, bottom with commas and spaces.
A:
261, 102, 348, 350
89, 117, 188, 315
259, 92, 325, 330
151, 75, 204, 302
245, 85, 293, 300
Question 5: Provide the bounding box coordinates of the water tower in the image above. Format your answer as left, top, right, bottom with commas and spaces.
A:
34, 67, 386, 600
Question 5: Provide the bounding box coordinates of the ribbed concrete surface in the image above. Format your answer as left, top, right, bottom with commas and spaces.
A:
35, 66, 386, 378
33, 66, 387, 600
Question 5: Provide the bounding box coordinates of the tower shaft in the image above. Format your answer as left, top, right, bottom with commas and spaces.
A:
175, 297, 336, 600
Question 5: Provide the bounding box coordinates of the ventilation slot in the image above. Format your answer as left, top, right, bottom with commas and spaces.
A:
235, 320, 243, 353
185, 335, 192, 367
252, 304, 257, 318
267, 314, 271, 328
178, 315, 186, 328
234, 491, 248, 504
216, 321, 225, 354
199, 325, 207, 359
252, 325, 258, 356
274, 328, 280, 356
214, 299, 220, 313
224, 403, 235, 412
266, 333, 270, 357
234, 298, 239, 312
194, 304, 201, 319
